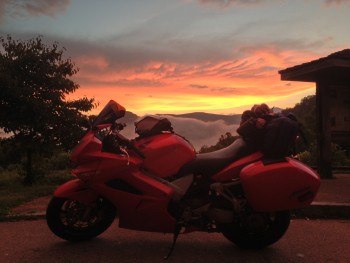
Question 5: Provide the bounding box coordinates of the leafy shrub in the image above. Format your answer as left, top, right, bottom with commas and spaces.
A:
47, 152, 70, 170
297, 142, 350, 167
0, 169, 22, 188
39, 170, 71, 185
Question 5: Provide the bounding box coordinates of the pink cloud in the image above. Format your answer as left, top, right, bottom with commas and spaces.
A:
197, 0, 266, 8
71, 40, 320, 101
325, 0, 350, 6
2, 0, 70, 18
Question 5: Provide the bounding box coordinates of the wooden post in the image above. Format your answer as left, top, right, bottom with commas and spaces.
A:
316, 81, 333, 178
23, 148, 34, 186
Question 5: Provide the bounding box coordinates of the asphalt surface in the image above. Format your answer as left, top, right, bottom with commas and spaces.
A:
0, 218, 349, 263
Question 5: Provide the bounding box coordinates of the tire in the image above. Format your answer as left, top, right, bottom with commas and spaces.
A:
221, 211, 290, 249
46, 197, 116, 242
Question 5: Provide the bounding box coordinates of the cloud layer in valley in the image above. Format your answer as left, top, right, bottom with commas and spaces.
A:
120, 114, 239, 151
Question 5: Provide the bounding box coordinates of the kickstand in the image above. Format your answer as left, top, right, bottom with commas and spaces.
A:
163, 224, 181, 260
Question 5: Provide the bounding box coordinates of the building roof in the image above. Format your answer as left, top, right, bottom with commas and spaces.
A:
279, 49, 350, 83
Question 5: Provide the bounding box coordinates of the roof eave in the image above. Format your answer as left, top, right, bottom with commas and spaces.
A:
279, 58, 350, 82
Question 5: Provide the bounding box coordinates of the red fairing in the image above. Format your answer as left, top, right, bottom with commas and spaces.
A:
70, 131, 102, 164
70, 137, 176, 232
93, 168, 176, 232
134, 133, 196, 178
54, 179, 99, 205
240, 158, 320, 212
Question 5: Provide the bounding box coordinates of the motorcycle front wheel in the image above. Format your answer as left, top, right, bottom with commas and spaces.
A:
46, 197, 116, 242
220, 211, 290, 249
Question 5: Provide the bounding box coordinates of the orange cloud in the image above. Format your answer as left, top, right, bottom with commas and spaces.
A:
69, 44, 320, 115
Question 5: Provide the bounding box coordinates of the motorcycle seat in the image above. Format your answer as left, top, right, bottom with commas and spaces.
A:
178, 138, 251, 176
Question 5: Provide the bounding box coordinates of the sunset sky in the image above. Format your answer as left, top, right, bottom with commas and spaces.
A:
1, 0, 350, 115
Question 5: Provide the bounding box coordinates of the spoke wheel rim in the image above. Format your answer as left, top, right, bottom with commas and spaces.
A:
60, 200, 101, 230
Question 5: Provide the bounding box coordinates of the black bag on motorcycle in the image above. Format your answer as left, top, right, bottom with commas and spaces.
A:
135, 116, 173, 137
237, 114, 299, 157
262, 115, 299, 157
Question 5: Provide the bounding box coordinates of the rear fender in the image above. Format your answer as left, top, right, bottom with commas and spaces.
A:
53, 179, 99, 204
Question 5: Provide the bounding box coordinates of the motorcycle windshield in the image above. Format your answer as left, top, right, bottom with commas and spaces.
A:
92, 100, 126, 128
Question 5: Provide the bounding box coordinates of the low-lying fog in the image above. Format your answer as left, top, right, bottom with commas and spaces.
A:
120, 115, 239, 151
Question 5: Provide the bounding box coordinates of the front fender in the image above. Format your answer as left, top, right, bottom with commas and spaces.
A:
53, 179, 99, 204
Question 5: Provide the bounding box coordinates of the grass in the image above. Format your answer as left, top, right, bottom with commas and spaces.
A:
0, 169, 71, 221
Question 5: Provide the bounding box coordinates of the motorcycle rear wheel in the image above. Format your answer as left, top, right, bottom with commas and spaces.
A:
46, 197, 116, 242
221, 211, 290, 249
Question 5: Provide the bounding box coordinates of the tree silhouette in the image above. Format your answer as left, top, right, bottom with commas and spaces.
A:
282, 95, 316, 153
0, 35, 95, 185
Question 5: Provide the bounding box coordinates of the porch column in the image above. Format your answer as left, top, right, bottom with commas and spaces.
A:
316, 81, 332, 178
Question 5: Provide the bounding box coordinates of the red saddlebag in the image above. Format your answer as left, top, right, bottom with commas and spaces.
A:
240, 158, 320, 212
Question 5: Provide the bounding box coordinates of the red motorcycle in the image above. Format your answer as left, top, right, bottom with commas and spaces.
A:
46, 100, 320, 257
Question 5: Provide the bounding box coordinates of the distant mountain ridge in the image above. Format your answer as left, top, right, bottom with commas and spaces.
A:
106, 107, 284, 126
165, 112, 241, 125
119, 111, 242, 125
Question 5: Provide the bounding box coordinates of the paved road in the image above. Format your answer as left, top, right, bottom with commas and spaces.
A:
0, 219, 349, 263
